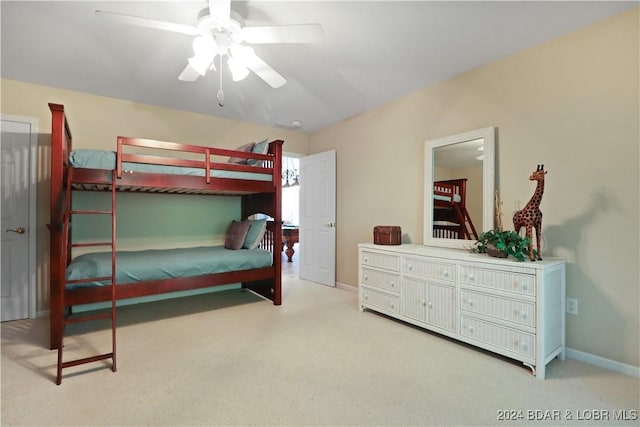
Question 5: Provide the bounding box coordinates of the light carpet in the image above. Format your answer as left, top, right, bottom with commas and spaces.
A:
2, 273, 639, 426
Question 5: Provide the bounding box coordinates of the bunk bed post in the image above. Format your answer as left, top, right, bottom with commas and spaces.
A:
48, 103, 69, 350
272, 140, 283, 305
458, 178, 468, 209
116, 136, 123, 179
240, 140, 284, 305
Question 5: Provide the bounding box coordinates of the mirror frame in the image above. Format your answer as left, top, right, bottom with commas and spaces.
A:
423, 126, 495, 250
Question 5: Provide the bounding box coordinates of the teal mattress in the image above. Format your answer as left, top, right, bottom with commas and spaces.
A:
66, 246, 273, 289
68, 149, 272, 181
434, 193, 462, 203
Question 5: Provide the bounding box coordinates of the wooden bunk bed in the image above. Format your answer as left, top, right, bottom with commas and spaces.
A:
432, 178, 478, 240
48, 103, 283, 383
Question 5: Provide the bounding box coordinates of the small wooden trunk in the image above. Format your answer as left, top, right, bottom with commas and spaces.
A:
373, 226, 402, 245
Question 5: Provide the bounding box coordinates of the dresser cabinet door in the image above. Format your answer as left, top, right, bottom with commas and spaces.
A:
401, 277, 455, 332
401, 278, 427, 322
427, 282, 456, 332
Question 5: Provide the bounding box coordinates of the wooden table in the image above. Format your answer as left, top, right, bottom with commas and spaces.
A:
282, 226, 299, 262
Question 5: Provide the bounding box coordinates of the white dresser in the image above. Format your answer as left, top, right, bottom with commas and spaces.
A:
358, 243, 566, 379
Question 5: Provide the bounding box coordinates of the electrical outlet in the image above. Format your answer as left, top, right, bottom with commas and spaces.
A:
566, 298, 578, 315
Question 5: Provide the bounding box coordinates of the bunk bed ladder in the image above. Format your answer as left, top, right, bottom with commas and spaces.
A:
460, 206, 479, 240
56, 169, 117, 385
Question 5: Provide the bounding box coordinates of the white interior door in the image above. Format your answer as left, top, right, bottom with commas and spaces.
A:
1, 116, 37, 321
299, 150, 336, 287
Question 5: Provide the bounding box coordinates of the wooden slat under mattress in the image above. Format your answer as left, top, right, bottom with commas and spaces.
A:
69, 168, 275, 195
71, 183, 262, 196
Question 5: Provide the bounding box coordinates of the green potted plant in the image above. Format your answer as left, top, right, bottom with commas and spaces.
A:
470, 229, 534, 262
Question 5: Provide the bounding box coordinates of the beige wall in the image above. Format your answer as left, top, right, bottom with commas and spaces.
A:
1, 80, 310, 152
309, 9, 639, 367
0, 80, 310, 313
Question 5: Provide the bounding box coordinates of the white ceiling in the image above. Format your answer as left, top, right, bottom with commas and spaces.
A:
1, 1, 636, 132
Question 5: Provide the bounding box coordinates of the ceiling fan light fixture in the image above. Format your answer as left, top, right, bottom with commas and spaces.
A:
192, 35, 217, 57
227, 56, 249, 81
188, 55, 213, 76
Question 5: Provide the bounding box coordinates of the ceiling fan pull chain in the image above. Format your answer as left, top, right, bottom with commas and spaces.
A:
217, 55, 224, 107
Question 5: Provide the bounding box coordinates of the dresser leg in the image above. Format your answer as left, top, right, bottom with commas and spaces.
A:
523, 362, 538, 377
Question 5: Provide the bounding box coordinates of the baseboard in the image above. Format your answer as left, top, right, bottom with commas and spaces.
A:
566, 347, 640, 378
336, 281, 357, 292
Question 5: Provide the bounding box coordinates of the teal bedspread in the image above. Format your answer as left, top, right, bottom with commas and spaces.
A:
68, 149, 272, 181
434, 194, 462, 203
66, 246, 273, 288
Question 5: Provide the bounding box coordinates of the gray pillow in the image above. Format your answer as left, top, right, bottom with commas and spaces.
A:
228, 142, 255, 164
247, 138, 270, 167
224, 220, 251, 250
242, 220, 268, 250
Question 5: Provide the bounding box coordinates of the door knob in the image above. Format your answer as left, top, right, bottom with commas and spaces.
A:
325, 222, 335, 228
6, 227, 25, 235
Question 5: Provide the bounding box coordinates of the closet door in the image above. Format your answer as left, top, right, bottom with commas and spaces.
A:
1, 115, 37, 321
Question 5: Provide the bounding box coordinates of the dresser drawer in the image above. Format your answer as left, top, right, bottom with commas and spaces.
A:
361, 251, 400, 272
460, 266, 535, 296
460, 316, 535, 358
403, 257, 455, 282
361, 286, 400, 314
361, 268, 400, 293
460, 290, 535, 328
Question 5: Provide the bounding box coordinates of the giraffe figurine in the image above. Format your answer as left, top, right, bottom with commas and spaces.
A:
513, 165, 547, 261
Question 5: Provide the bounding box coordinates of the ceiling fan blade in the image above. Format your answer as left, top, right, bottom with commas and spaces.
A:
243, 52, 286, 89
242, 24, 324, 44
95, 10, 199, 36
208, 0, 231, 27
178, 63, 201, 82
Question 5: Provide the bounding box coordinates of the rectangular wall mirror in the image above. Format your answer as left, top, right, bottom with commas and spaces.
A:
424, 127, 495, 250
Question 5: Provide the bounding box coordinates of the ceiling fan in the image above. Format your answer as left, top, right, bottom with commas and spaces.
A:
96, 0, 323, 105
